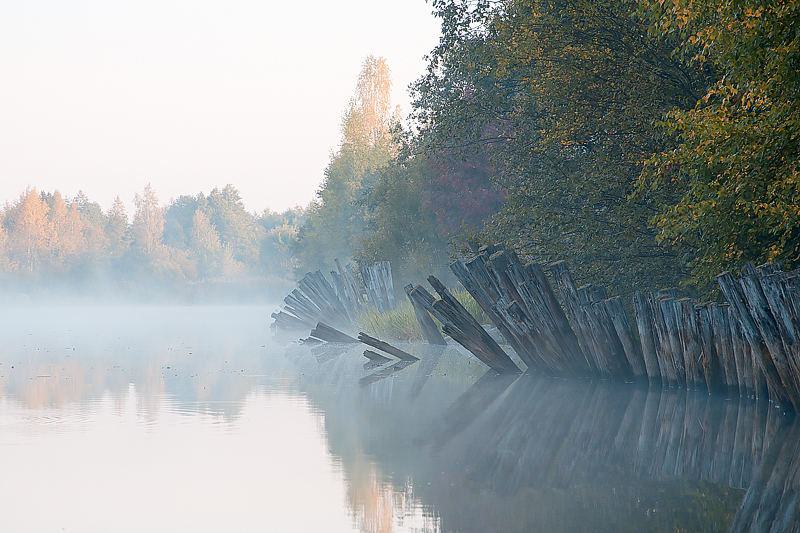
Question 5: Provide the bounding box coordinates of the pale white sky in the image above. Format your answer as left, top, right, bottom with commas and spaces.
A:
0, 0, 441, 216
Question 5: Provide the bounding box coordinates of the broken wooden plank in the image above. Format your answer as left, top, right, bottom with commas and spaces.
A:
310, 322, 360, 343
358, 332, 419, 361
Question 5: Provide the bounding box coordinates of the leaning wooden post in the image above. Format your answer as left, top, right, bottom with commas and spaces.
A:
758, 272, 800, 380
404, 284, 447, 345
408, 283, 520, 373
737, 263, 800, 408
696, 303, 725, 392
550, 261, 602, 375
606, 296, 647, 380
452, 258, 532, 364
677, 298, 705, 390
710, 303, 741, 393
729, 308, 755, 396
718, 271, 793, 410
427, 275, 520, 374
358, 332, 419, 361
525, 262, 590, 372
649, 292, 678, 387
633, 291, 662, 385
660, 298, 687, 386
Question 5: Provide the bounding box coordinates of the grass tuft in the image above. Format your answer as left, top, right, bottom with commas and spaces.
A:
358, 288, 491, 341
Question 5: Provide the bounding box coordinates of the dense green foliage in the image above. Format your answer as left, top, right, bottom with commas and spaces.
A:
639, 0, 800, 282
407, 0, 717, 297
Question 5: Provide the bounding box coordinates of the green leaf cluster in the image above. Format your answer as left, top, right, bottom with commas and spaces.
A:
638, 0, 800, 283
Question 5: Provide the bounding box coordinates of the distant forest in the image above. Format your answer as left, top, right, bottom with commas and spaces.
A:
0, 184, 304, 301
3, 0, 798, 302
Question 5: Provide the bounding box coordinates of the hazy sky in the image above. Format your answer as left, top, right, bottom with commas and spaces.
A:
0, 0, 441, 216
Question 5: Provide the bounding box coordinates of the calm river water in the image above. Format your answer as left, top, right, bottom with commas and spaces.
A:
1, 306, 797, 532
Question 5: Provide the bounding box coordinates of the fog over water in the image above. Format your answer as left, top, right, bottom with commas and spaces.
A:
2, 305, 798, 532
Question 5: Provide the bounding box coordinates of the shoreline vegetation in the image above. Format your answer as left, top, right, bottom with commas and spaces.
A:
3, 0, 797, 311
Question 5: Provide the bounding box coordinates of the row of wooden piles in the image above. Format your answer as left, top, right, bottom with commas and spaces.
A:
635, 262, 800, 411
406, 245, 800, 411
271, 260, 396, 333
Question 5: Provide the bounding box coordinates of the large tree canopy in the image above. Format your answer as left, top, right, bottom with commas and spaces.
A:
638, 0, 800, 281
411, 0, 713, 296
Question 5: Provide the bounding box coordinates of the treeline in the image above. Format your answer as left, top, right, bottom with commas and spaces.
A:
0, 184, 304, 300
295, 0, 799, 299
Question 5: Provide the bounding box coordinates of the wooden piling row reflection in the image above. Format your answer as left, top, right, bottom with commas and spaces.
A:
447, 377, 785, 495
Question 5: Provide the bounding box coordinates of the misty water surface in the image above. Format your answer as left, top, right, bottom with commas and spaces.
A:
1, 306, 797, 532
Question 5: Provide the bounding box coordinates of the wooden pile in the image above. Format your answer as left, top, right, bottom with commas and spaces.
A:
550, 260, 644, 380
271, 260, 397, 332
717, 263, 800, 411
445, 246, 643, 379
634, 290, 767, 397
632, 262, 800, 410
438, 246, 800, 413
406, 274, 520, 374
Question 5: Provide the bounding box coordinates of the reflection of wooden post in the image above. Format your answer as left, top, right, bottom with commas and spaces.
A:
681, 391, 707, 480
728, 422, 797, 533
635, 386, 661, 475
